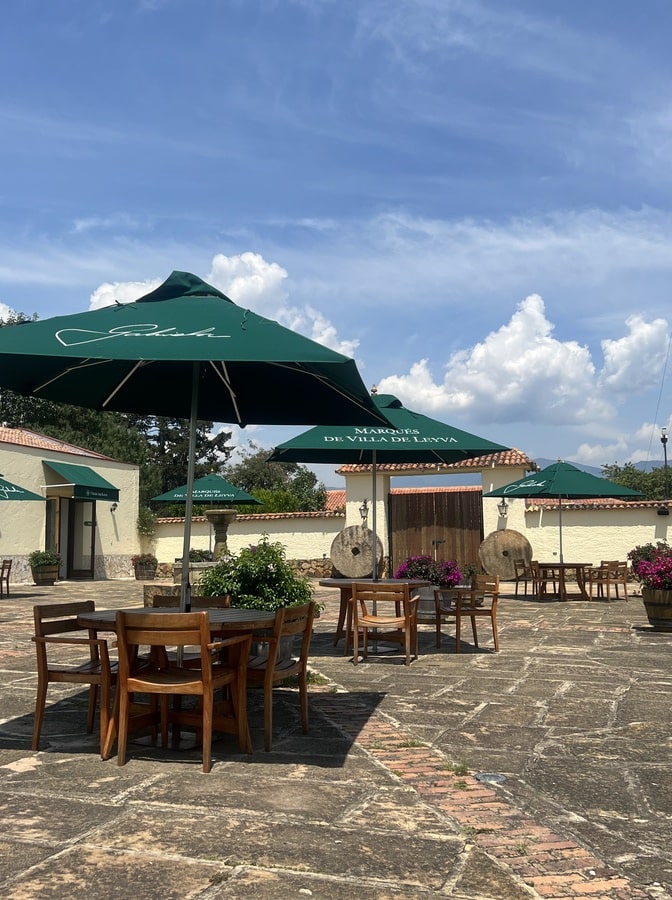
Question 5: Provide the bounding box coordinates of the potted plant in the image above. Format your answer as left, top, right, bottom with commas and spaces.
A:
198, 536, 313, 658
627, 541, 672, 630
28, 549, 61, 586
394, 555, 463, 619
131, 553, 158, 581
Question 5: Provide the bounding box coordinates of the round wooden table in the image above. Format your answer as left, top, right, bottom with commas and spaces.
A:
77, 606, 276, 632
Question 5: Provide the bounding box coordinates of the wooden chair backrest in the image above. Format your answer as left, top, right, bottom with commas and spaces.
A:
352, 581, 417, 616
116, 610, 215, 682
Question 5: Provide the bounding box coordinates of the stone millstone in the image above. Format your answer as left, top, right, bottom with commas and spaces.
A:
478, 529, 533, 579
330, 525, 383, 578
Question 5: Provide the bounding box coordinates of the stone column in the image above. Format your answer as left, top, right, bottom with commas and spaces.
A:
204, 508, 238, 559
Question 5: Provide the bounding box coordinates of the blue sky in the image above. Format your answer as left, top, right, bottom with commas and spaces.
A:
2, 0, 672, 486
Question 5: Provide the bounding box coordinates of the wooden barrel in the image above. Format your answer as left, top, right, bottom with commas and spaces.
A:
642, 588, 672, 631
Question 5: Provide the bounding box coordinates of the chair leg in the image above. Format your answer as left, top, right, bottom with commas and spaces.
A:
455, 611, 461, 653
299, 671, 309, 733
86, 684, 98, 734
491, 611, 499, 652
32, 679, 48, 751
470, 615, 479, 648
202, 687, 213, 773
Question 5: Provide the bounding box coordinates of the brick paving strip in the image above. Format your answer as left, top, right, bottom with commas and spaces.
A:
315, 694, 658, 900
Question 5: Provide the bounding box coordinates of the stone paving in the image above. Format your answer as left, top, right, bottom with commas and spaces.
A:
0, 578, 671, 899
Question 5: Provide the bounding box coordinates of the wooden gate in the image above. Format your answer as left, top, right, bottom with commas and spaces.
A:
388, 489, 483, 574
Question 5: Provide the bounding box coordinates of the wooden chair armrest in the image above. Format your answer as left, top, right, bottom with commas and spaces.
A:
207, 634, 253, 651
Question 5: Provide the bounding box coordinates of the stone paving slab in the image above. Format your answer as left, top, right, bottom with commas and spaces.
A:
0, 578, 671, 898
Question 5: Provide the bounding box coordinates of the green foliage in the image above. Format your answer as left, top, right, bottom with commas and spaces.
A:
223, 442, 326, 511
198, 535, 313, 610
601, 462, 668, 500
137, 507, 157, 537
28, 549, 61, 566
188, 548, 213, 562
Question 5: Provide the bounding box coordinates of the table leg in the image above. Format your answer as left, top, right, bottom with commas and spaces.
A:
334, 587, 351, 645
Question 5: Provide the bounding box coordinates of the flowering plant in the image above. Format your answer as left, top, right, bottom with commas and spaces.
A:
628, 542, 672, 590
131, 553, 158, 568
394, 554, 462, 588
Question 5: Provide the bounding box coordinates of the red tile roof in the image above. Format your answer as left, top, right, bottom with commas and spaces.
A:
337, 448, 535, 475
0, 426, 116, 460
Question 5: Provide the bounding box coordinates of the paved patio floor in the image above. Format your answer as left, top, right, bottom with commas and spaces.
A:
1, 578, 671, 899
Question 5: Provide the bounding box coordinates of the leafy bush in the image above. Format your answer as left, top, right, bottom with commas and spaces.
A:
28, 549, 61, 567
394, 554, 462, 587
188, 548, 213, 562
198, 535, 312, 610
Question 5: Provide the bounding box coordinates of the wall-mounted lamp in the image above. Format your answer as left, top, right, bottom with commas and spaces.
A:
497, 498, 509, 518
359, 498, 369, 525
110, 502, 118, 513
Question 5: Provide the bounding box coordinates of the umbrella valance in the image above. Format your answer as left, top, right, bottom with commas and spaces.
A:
153, 474, 262, 506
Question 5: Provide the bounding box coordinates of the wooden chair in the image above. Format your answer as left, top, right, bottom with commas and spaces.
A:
0, 559, 11, 596
587, 561, 629, 601
114, 610, 252, 772
531, 561, 557, 600
351, 582, 419, 666
513, 557, 534, 597
32, 601, 116, 756
435, 575, 500, 652
246, 601, 316, 751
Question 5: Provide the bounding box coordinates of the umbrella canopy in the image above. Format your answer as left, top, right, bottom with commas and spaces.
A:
152, 474, 262, 506
0, 475, 43, 501
0, 271, 389, 609
483, 460, 643, 562
270, 393, 510, 578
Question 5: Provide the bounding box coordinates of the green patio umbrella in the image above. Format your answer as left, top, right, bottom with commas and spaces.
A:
270, 393, 510, 578
0, 475, 44, 501
152, 474, 262, 506
0, 271, 388, 609
483, 460, 643, 562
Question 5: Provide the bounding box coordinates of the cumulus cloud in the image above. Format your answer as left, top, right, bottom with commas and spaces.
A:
88, 277, 162, 310
0, 302, 15, 319
599, 314, 670, 393
378, 294, 606, 426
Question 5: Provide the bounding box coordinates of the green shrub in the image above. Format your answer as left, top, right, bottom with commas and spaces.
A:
198, 535, 312, 611
28, 549, 61, 567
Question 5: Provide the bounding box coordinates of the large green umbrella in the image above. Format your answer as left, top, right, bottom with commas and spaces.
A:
270, 393, 510, 578
152, 474, 262, 506
483, 460, 643, 562
0, 271, 388, 608
0, 475, 44, 501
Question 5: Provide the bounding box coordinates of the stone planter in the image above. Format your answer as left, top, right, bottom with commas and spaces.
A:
641, 588, 672, 631
31, 564, 59, 586
250, 631, 296, 662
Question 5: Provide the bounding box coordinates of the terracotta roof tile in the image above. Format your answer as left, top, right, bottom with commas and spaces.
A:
337, 447, 535, 475
0, 426, 115, 460
325, 490, 345, 510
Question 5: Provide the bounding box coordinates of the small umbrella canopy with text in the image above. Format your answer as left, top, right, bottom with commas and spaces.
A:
483, 460, 643, 562
0, 475, 43, 501
270, 393, 510, 578
0, 271, 389, 609
152, 474, 262, 506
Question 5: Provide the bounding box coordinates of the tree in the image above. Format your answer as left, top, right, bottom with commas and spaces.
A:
223, 442, 326, 512
601, 462, 667, 501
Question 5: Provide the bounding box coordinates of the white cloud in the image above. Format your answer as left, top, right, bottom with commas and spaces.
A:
598, 315, 670, 394
88, 277, 162, 310
378, 294, 606, 426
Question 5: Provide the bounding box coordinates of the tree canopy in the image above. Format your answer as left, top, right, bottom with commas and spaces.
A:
223, 442, 327, 512
601, 462, 669, 501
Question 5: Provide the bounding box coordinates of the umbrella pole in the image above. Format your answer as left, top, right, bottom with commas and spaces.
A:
180, 362, 199, 613
372, 451, 378, 581
558, 498, 564, 564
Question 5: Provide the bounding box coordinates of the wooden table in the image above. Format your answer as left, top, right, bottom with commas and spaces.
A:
77, 606, 276, 633
318, 578, 430, 650
77, 606, 276, 759
538, 562, 593, 601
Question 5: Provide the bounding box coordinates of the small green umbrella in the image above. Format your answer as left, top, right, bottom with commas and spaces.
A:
270, 393, 510, 578
483, 460, 643, 562
152, 474, 262, 506
0, 475, 44, 501
0, 271, 388, 609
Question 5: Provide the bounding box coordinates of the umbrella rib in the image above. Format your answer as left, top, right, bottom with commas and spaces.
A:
34, 358, 115, 394
270, 362, 386, 423
209, 361, 243, 426
102, 360, 148, 408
